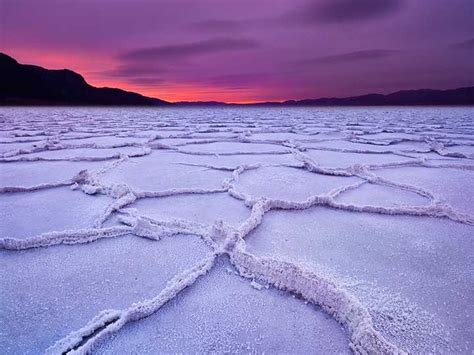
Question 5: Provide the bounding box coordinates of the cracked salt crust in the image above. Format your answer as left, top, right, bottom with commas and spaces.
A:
0, 106, 473, 354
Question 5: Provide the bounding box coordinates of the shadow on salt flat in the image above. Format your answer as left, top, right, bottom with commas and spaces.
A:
152, 137, 215, 146
358, 132, 420, 141
0, 136, 45, 144
247, 132, 319, 141
100, 153, 231, 192
22, 147, 145, 160
305, 140, 404, 152
442, 144, 474, 157
376, 166, 474, 215
173, 152, 297, 166
335, 183, 430, 208
95, 258, 351, 354
132, 193, 250, 226
190, 131, 239, 138
0, 129, 45, 138
63, 136, 150, 146
237, 165, 361, 201
245, 208, 473, 353
181, 141, 289, 154
305, 150, 412, 168
0, 187, 111, 239
0, 160, 105, 186
0, 141, 39, 154
385, 140, 430, 151
0, 234, 209, 354
138, 129, 193, 138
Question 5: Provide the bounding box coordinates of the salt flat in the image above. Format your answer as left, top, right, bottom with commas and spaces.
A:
0, 106, 473, 354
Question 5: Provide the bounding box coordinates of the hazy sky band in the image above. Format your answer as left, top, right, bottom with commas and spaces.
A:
1, 0, 473, 102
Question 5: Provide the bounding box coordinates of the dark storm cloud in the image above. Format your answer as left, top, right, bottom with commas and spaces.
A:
318, 0, 403, 22
189, 20, 244, 31
102, 65, 166, 78
306, 49, 399, 65
290, 0, 403, 24
125, 77, 166, 86
451, 38, 474, 50
207, 73, 271, 86
120, 38, 260, 62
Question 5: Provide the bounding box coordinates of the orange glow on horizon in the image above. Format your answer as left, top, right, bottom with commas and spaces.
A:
82, 75, 276, 104
2, 48, 278, 104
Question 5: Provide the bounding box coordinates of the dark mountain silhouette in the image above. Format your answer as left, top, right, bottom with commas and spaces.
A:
0, 53, 169, 106
1, 52, 473, 106
176, 88, 474, 106
277, 88, 474, 106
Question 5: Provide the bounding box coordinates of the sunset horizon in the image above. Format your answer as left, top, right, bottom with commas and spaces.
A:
4, 50, 474, 104
2, 0, 473, 103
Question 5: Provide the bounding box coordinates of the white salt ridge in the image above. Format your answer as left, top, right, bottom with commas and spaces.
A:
46, 254, 218, 354
0, 226, 132, 250
0, 180, 73, 193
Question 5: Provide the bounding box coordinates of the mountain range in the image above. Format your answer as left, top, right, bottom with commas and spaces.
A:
0, 53, 169, 106
1, 52, 473, 106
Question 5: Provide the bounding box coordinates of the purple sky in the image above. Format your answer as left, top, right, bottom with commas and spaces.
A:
1, 0, 473, 102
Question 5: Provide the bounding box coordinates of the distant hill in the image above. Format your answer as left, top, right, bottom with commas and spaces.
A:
0, 53, 169, 106
175, 87, 474, 106
277, 87, 474, 106
1, 52, 473, 106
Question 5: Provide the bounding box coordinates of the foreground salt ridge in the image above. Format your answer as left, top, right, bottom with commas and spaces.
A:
1, 107, 473, 354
